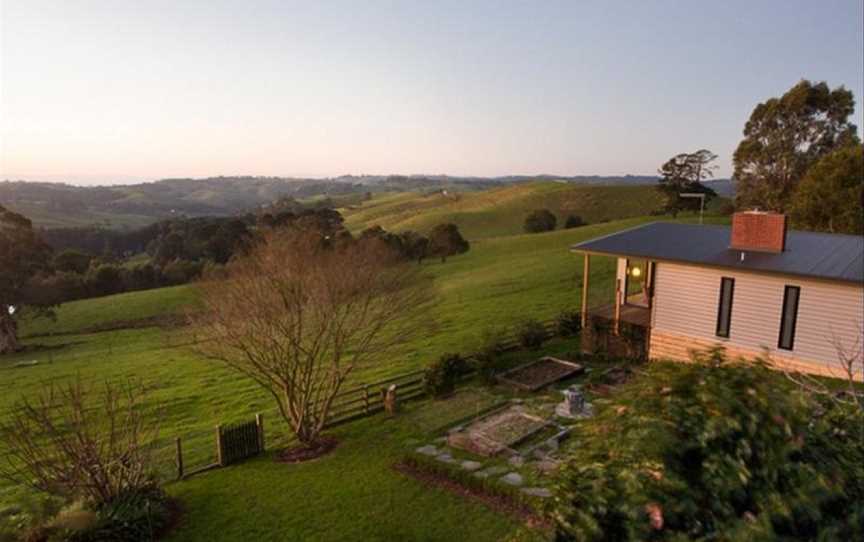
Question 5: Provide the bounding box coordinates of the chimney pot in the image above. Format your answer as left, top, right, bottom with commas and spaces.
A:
730, 211, 787, 253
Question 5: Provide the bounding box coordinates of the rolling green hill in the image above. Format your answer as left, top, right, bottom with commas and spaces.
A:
342, 181, 666, 239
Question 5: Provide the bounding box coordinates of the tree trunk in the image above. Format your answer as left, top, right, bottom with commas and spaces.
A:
0, 311, 21, 355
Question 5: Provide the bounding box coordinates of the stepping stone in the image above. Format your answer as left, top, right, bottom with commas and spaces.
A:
415, 445, 439, 456
460, 460, 483, 471
435, 453, 456, 464
500, 472, 524, 486
534, 459, 561, 474
473, 465, 507, 479
521, 487, 553, 498
508, 455, 525, 467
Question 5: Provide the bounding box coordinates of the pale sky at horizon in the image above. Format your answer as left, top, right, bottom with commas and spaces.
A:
1, 0, 862, 186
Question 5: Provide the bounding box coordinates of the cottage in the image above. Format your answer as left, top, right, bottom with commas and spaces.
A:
571, 212, 864, 380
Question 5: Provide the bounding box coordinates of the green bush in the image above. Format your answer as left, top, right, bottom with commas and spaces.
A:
551, 348, 864, 541
472, 328, 509, 385
515, 318, 547, 350
70, 485, 171, 542
401, 452, 529, 506
555, 309, 582, 337
424, 353, 470, 398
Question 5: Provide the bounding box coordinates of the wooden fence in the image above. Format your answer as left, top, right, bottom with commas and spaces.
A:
324, 369, 426, 428
168, 315, 573, 481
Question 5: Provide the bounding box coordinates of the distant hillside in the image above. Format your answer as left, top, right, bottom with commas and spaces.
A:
342, 182, 667, 240
1, 174, 731, 229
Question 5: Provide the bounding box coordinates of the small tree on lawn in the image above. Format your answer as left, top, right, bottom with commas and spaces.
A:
524, 209, 557, 233
428, 223, 469, 263
191, 230, 434, 446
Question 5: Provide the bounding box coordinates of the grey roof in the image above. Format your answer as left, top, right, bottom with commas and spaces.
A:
570, 222, 864, 284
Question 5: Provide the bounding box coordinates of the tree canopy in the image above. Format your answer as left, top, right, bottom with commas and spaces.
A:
524, 209, 558, 233
733, 80, 859, 211
428, 224, 470, 263
790, 144, 863, 234
0, 205, 53, 353
656, 150, 718, 217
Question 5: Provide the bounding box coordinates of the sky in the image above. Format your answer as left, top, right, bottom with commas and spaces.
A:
1, 0, 862, 185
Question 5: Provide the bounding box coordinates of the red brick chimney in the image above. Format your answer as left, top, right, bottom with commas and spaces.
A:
730, 211, 787, 253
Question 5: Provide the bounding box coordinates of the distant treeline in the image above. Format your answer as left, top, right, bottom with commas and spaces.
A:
30, 201, 470, 305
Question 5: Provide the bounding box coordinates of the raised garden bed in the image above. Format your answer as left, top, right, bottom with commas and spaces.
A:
496, 356, 585, 392
447, 405, 551, 457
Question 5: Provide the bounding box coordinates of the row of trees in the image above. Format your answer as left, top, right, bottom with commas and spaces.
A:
0, 202, 471, 353
524, 210, 586, 233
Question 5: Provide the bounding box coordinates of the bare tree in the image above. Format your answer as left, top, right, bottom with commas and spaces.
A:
0, 378, 160, 504
191, 230, 434, 446
770, 323, 863, 412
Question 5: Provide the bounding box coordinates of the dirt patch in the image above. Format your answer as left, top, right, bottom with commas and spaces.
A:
276, 436, 339, 463
393, 461, 550, 530
497, 357, 584, 391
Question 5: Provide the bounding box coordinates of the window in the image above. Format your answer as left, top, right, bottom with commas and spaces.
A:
715, 277, 734, 338
778, 286, 800, 350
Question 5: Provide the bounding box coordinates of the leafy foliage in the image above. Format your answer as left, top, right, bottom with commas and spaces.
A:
428, 223, 470, 262
552, 349, 864, 541
555, 309, 582, 337
656, 150, 718, 217
515, 318, 547, 350
524, 209, 558, 233
424, 353, 470, 397
0, 204, 54, 353
563, 215, 585, 229
790, 143, 863, 234
734, 80, 859, 212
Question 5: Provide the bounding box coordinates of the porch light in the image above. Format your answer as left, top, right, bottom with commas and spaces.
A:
629, 266, 642, 278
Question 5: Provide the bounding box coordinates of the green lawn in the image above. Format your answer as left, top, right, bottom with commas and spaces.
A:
166, 391, 542, 542
20, 285, 198, 337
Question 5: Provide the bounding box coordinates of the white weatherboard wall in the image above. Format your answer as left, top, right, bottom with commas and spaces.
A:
649, 262, 864, 374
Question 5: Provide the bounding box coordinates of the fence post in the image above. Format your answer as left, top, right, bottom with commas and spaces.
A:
175, 437, 184, 480
363, 384, 370, 414
255, 413, 265, 453
215, 424, 224, 467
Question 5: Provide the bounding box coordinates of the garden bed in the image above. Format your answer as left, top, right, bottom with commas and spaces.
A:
496, 356, 585, 391
447, 405, 550, 457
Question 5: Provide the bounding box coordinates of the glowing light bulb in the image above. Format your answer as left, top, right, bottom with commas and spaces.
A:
630, 266, 642, 278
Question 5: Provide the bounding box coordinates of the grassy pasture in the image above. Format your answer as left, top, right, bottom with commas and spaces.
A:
342, 181, 665, 239
0, 204, 726, 538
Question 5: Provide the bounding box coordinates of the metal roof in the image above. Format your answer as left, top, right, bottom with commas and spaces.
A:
570, 222, 864, 285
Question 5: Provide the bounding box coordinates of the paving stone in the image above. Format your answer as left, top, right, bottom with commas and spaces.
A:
501, 472, 524, 486
521, 487, 553, 498
508, 455, 525, 467
460, 460, 483, 471
535, 459, 561, 474
473, 465, 507, 479
435, 452, 457, 464
415, 445, 439, 456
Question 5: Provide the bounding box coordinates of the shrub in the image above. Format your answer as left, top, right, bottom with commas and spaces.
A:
401, 452, 529, 506
473, 328, 509, 385
515, 318, 547, 350
551, 348, 864, 541
564, 215, 586, 229
523, 209, 557, 233
555, 309, 582, 337
0, 378, 160, 506
70, 485, 171, 542
424, 353, 470, 397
